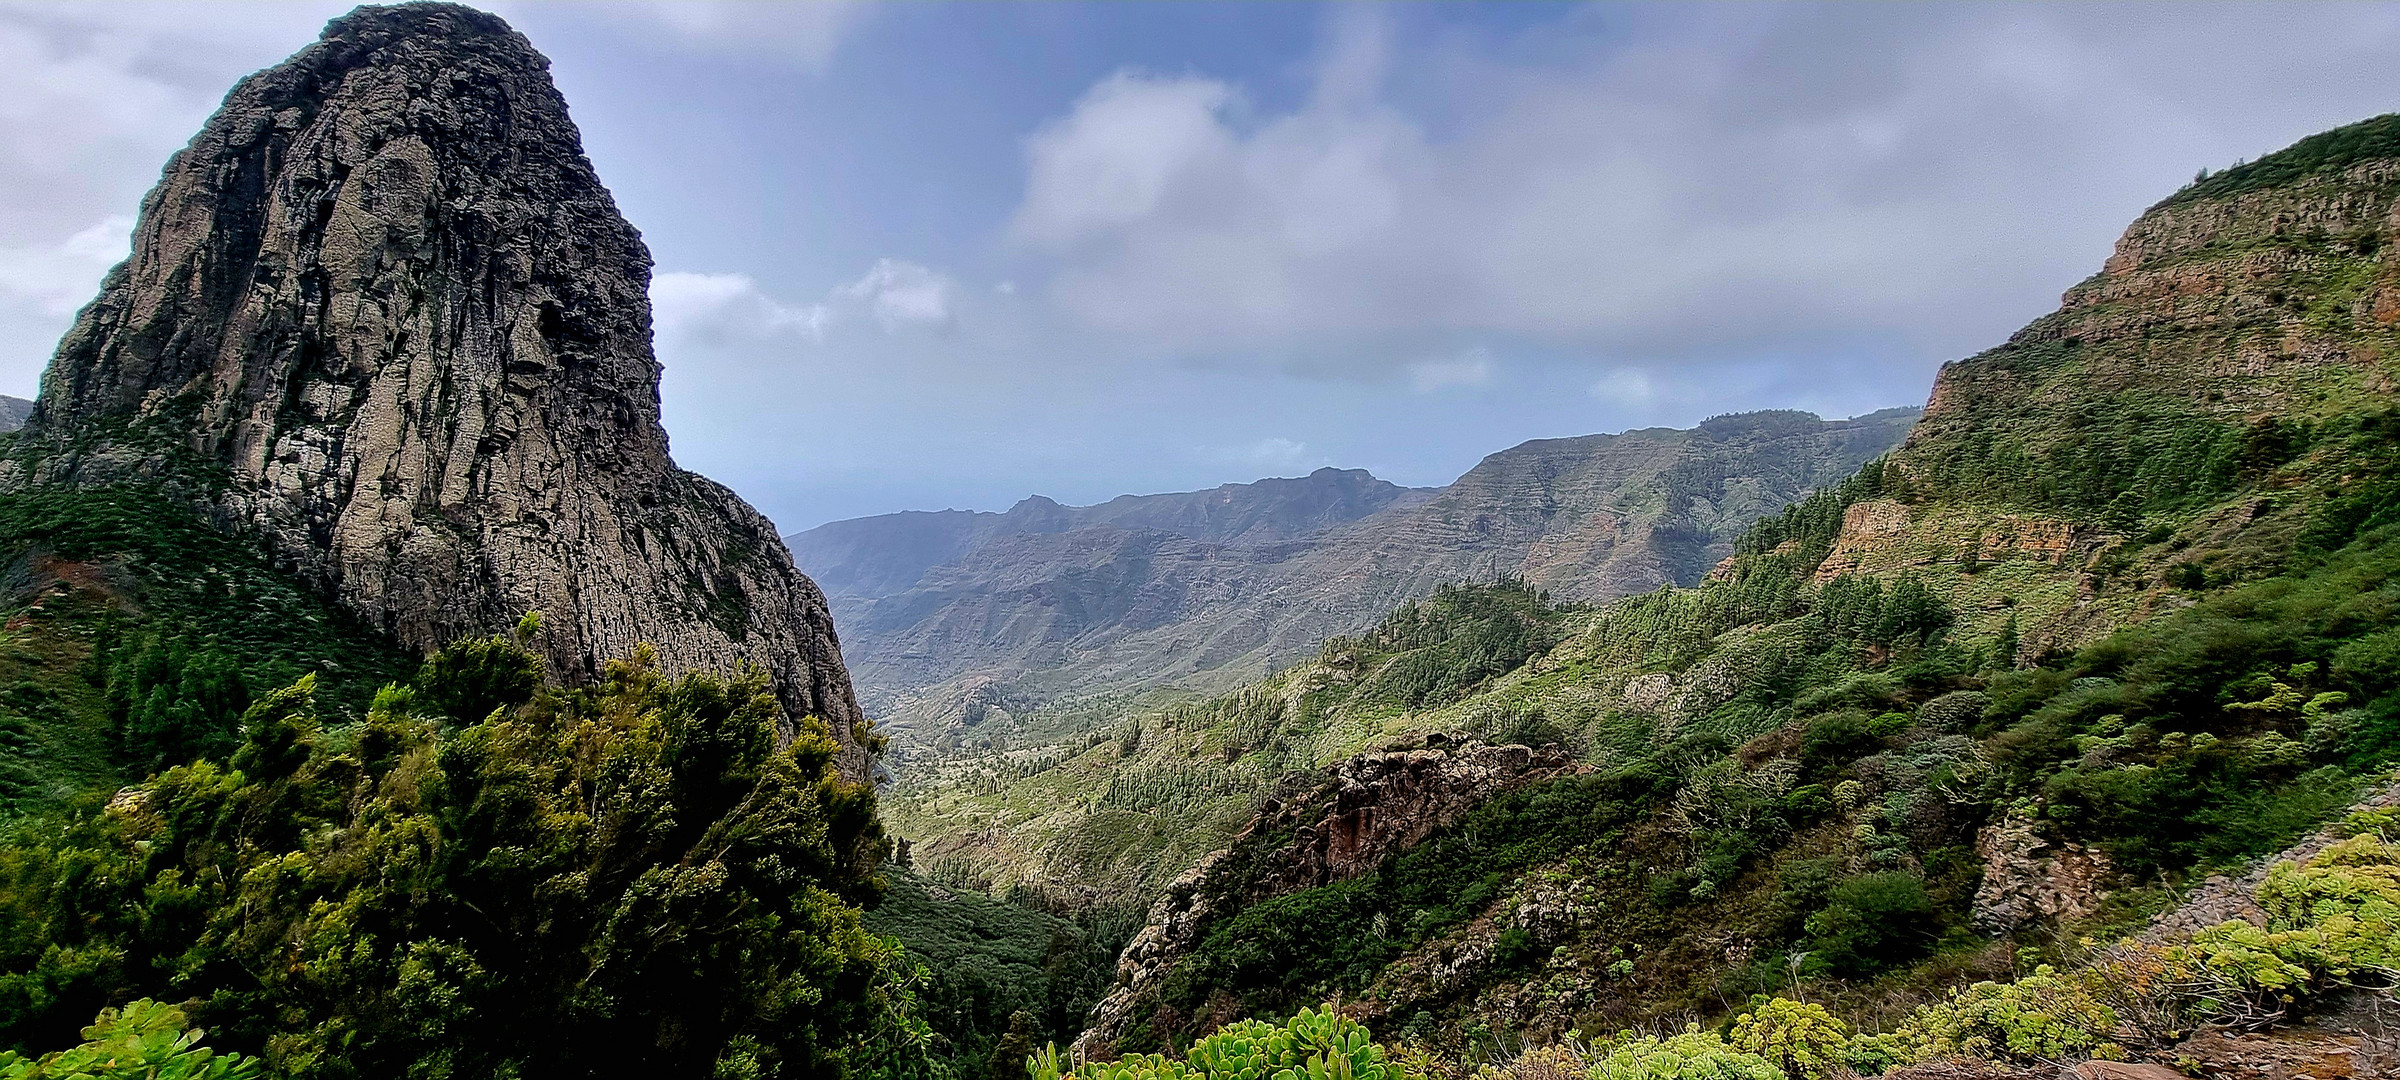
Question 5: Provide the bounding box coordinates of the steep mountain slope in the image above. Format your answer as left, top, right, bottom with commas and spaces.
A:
1816, 115, 2400, 658
958, 114, 2400, 1059
804, 409, 1915, 750
0, 398, 30, 435
3, 4, 867, 770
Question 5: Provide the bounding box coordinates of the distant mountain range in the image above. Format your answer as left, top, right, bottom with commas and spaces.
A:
789, 407, 1918, 748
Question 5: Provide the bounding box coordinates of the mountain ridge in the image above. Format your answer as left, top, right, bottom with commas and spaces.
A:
797, 407, 1918, 752
792, 466, 1435, 603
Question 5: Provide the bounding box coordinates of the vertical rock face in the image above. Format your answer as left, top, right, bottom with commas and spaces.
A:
19, 3, 868, 771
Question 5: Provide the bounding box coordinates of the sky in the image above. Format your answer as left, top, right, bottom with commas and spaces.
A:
5, 3, 2400, 532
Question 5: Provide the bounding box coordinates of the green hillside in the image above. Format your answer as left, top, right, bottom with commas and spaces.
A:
927, 111, 2400, 1070
885, 580, 1576, 900
0, 476, 418, 811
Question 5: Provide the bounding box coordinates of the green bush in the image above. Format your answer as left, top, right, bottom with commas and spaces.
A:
2158, 827, 2400, 1020
1725, 998, 1846, 1080
1890, 967, 2122, 1066
1031, 1006, 1421, 1080
104, 635, 249, 775
1914, 689, 1993, 734
1797, 712, 1879, 779
0, 634, 923, 1079
1800, 873, 1936, 977
2256, 829, 2400, 974
0, 999, 259, 1079
1586, 1026, 1782, 1080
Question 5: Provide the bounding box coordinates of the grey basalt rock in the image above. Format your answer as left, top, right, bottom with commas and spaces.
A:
16, 3, 870, 774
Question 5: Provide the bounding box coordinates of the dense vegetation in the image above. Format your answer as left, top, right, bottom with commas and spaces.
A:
1325, 580, 1571, 718
0, 622, 933, 1079
881, 579, 1582, 907
1096, 475, 2400, 1056
1061, 813, 2396, 1079
0, 999, 262, 1079
865, 871, 1139, 1079
1164, 773, 1644, 1022
0, 485, 416, 810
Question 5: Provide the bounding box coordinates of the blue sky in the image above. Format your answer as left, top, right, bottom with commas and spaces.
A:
6, 3, 2400, 530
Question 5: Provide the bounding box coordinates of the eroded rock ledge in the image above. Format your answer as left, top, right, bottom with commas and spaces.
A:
1075, 738, 1581, 1056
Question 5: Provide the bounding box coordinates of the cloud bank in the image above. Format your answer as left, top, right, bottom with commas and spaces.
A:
1006, 4, 2400, 375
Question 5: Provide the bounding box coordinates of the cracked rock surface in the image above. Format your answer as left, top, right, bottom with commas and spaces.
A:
15, 3, 867, 773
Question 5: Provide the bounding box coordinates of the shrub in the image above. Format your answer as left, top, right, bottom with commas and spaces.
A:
1890, 967, 2122, 1066
1726, 998, 1847, 1079
1801, 873, 1936, 977
2134, 827, 2400, 1028
1492, 1044, 1586, 1080
1914, 691, 1990, 733
2253, 830, 2400, 976
0, 999, 261, 1079
1798, 712, 1879, 778
1031, 1005, 1422, 1080
1585, 1026, 1782, 1080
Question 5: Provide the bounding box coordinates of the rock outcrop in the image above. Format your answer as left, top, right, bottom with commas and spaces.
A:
12, 4, 867, 770
1074, 739, 1581, 1056
1969, 817, 2113, 934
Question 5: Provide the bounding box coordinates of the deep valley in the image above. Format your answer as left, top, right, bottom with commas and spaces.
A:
0, 5, 2392, 1080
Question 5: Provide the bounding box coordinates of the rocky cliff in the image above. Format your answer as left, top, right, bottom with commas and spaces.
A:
805, 409, 1916, 748
1814, 115, 2400, 658
9, 4, 866, 769
1074, 739, 1581, 1055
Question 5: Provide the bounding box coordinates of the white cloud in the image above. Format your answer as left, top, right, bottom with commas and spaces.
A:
0, 5, 328, 236
0, 214, 128, 315
834, 258, 953, 331
1407, 350, 1494, 394
0, 3, 345, 392
652, 271, 832, 343
1010, 20, 1422, 342
1015, 72, 1242, 251
652, 259, 955, 348
1006, 4, 2400, 373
